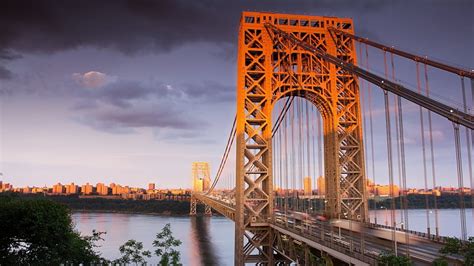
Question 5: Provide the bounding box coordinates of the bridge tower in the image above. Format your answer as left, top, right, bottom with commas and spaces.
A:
190, 162, 212, 216
235, 12, 367, 264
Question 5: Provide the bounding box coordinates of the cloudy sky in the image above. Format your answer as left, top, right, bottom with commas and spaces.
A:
0, 0, 473, 189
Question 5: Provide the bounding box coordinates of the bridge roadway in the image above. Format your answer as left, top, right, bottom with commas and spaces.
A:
193, 193, 462, 265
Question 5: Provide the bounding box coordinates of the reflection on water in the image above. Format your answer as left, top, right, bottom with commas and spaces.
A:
190, 216, 220, 265
72, 213, 234, 265
73, 209, 472, 265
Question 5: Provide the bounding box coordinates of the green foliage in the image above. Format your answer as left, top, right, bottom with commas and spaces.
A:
438, 236, 474, 265
0, 194, 106, 265
115, 239, 151, 264
153, 223, 182, 266
377, 251, 412, 266
432, 257, 449, 266
372, 194, 473, 209
16, 193, 193, 215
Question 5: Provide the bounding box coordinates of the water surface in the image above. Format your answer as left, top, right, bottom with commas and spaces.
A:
73, 209, 473, 265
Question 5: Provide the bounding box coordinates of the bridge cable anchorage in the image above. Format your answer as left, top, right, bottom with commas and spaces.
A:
424, 63, 440, 238
206, 116, 236, 194
264, 23, 474, 130
416, 61, 432, 236
327, 27, 474, 79
453, 122, 468, 241
383, 51, 397, 254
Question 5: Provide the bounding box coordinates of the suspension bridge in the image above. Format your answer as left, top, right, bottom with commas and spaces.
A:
190, 12, 473, 265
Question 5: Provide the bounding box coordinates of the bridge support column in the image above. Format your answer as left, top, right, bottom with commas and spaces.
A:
190, 197, 197, 216
204, 204, 212, 216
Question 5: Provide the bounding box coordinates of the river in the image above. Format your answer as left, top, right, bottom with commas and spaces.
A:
73, 209, 473, 265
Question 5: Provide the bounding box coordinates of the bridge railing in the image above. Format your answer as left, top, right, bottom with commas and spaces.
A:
273, 218, 378, 265
366, 222, 449, 243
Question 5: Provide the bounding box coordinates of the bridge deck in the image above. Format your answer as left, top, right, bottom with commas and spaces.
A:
193, 193, 461, 265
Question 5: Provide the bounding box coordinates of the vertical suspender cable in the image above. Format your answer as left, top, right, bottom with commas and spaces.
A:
391, 53, 404, 227
416, 62, 431, 235
365, 44, 377, 223
397, 87, 410, 257
306, 99, 311, 193
424, 64, 440, 238
284, 107, 289, 221
391, 53, 410, 256
298, 97, 304, 211
290, 98, 296, 210
311, 105, 317, 209
383, 51, 397, 252
471, 78, 474, 224
357, 42, 368, 255
453, 122, 467, 241
460, 77, 473, 222
299, 97, 304, 212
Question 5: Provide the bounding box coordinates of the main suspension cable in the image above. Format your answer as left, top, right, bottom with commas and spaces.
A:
207, 116, 236, 193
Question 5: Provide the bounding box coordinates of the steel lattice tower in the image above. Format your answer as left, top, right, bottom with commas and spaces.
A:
235, 12, 367, 264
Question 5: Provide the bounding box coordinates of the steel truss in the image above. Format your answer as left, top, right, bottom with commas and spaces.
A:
235, 12, 367, 265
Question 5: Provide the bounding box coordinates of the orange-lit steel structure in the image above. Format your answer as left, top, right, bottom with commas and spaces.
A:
190, 11, 473, 265
235, 12, 366, 264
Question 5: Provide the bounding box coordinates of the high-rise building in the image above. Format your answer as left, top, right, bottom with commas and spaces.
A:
96, 183, 109, 195
317, 176, 325, 196
81, 183, 94, 195
148, 183, 156, 190
192, 162, 211, 192
53, 183, 65, 194
66, 183, 78, 194
303, 176, 312, 196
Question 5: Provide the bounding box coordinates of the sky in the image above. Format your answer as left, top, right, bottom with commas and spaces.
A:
0, 0, 473, 189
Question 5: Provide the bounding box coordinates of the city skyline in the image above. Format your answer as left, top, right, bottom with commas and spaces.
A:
1, 1, 473, 189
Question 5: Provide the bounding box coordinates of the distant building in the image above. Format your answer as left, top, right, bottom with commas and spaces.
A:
148, 183, 156, 190
66, 183, 79, 194
96, 183, 109, 195
52, 183, 65, 194
81, 183, 94, 195
374, 184, 400, 197
317, 176, 325, 196
303, 176, 312, 196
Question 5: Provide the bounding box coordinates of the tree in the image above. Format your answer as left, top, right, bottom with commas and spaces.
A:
432, 257, 449, 266
153, 223, 182, 265
377, 251, 412, 266
0, 194, 106, 264
115, 239, 151, 265
438, 236, 474, 265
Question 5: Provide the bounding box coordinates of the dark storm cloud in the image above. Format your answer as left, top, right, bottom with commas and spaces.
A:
75, 79, 234, 108
0, 0, 383, 55
73, 78, 229, 133
0, 66, 12, 79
